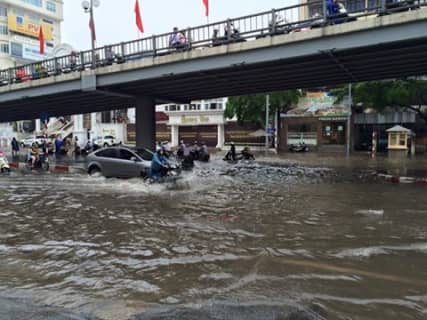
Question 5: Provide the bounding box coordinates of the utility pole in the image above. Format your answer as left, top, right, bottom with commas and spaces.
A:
90, 0, 96, 69
265, 94, 270, 152
346, 83, 352, 157
82, 0, 100, 69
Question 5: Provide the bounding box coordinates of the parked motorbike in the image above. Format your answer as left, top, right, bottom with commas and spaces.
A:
0, 155, 10, 174
289, 143, 309, 153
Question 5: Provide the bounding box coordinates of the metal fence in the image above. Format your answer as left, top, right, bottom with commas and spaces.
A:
0, 0, 425, 87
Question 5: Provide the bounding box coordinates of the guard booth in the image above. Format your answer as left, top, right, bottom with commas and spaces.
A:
386, 125, 415, 157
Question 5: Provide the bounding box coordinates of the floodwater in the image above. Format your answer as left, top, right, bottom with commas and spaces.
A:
0, 155, 426, 320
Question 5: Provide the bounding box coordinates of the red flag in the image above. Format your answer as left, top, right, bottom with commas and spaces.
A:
135, 0, 144, 33
89, 17, 96, 41
203, 0, 209, 17
39, 26, 44, 55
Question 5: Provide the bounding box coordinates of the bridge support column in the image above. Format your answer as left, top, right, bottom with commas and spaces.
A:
171, 125, 179, 147
217, 124, 225, 149
90, 113, 97, 141
35, 119, 41, 133
135, 96, 156, 150
73, 114, 86, 145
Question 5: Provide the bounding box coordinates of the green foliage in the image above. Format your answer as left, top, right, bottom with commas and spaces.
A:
225, 90, 302, 126
332, 80, 427, 122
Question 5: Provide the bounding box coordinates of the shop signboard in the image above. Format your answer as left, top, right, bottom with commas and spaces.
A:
8, 14, 53, 41
284, 92, 350, 118
180, 115, 210, 125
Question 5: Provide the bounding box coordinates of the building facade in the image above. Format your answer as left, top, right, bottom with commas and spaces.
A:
126, 99, 227, 148
279, 92, 351, 153
0, 0, 63, 70
160, 98, 227, 148
0, 0, 63, 143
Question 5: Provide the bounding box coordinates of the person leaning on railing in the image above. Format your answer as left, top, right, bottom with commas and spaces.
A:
169, 27, 188, 50
212, 29, 228, 46
105, 46, 115, 65
69, 51, 78, 70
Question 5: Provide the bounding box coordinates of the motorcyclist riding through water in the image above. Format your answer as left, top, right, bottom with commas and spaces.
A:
0, 149, 10, 173
223, 142, 237, 161
151, 148, 169, 180
29, 143, 40, 166
199, 142, 210, 162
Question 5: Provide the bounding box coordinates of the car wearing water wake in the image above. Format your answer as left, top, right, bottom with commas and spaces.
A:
86, 146, 154, 178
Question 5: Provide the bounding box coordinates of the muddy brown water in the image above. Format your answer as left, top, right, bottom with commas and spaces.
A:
0, 155, 426, 320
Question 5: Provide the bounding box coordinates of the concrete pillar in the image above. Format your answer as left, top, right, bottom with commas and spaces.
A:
136, 96, 156, 150
217, 124, 225, 149
73, 114, 86, 145
171, 125, 179, 147
35, 119, 41, 133
90, 112, 97, 140
411, 135, 416, 156
74, 114, 84, 131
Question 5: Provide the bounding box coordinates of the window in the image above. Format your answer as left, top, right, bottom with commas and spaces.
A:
390, 133, 398, 146
96, 149, 117, 158
46, 1, 56, 12
0, 25, 7, 35
10, 42, 23, 58
399, 134, 406, 146
0, 42, 9, 54
169, 105, 180, 111
119, 149, 137, 161
136, 149, 153, 161
0, 7, 7, 17
21, 0, 43, 8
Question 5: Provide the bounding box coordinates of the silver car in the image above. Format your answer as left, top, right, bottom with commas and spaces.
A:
86, 146, 154, 178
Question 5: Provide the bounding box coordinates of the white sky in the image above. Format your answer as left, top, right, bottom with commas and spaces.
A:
62, 0, 298, 50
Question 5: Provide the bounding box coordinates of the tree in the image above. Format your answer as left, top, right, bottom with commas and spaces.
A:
332, 80, 427, 123
225, 90, 303, 126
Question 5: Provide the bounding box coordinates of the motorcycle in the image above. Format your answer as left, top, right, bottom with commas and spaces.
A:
27, 153, 49, 171
224, 149, 255, 162
0, 155, 10, 174
181, 155, 195, 170
289, 143, 309, 153
146, 163, 182, 184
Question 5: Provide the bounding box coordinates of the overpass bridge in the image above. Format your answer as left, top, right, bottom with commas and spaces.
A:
0, 0, 426, 149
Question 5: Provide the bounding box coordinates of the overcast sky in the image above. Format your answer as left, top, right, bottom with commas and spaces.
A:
62, 0, 298, 50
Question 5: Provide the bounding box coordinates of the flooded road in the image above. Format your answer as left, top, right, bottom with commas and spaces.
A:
0, 155, 426, 320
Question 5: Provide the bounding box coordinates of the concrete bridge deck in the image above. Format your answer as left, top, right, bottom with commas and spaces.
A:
0, 6, 426, 149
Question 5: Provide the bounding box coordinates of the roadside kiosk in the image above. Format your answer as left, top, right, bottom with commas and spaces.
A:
386, 125, 414, 158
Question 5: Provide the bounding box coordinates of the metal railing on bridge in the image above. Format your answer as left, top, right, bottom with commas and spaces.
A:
0, 0, 425, 87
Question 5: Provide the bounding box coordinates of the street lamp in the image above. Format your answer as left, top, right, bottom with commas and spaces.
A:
82, 0, 100, 69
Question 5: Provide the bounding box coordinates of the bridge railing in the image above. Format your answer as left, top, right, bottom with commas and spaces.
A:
0, 0, 425, 87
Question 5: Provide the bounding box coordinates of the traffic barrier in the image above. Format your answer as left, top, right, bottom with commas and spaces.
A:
53, 165, 70, 173
9, 162, 19, 169
376, 173, 427, 187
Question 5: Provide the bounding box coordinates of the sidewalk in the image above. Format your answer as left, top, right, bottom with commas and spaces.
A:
6, 154, 86, 174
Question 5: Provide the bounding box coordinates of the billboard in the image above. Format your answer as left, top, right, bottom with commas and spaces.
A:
284, 92, 350, 118
10, 41, 51, 61
8, 14, 53, 41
